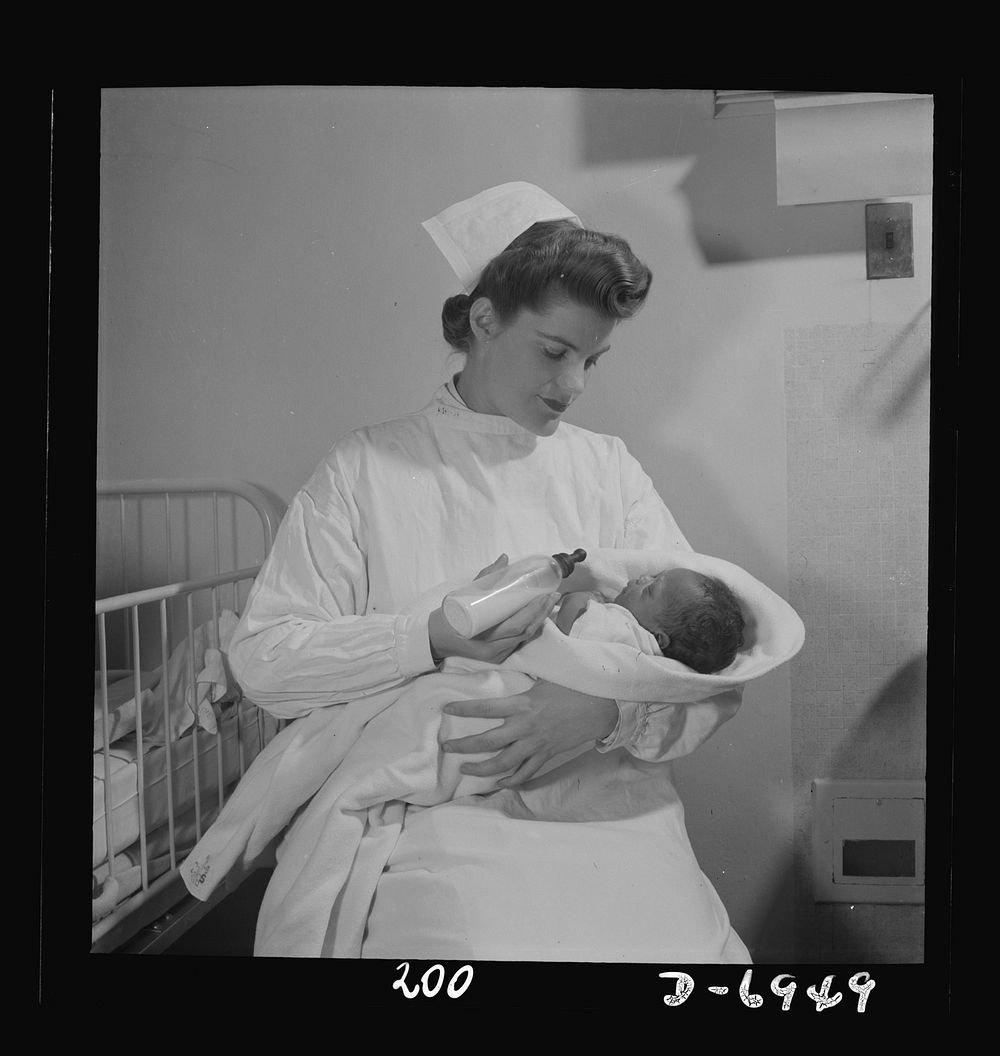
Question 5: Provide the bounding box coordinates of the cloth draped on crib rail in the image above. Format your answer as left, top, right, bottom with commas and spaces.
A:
180, 548, 804, 959
92, 611, 282, 922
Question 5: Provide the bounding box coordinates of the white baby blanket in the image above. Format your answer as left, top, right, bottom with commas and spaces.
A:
179, 549, 803, 957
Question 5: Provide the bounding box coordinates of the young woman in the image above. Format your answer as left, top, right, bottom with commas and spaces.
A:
227, 183, 751, 962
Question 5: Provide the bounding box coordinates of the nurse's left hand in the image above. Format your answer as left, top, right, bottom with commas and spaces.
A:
441, 680, 619, 786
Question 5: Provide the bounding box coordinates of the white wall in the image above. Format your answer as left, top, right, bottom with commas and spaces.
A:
98, 87, 931, 959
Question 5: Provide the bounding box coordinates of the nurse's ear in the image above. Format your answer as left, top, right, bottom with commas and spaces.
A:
468, 297, 499, 345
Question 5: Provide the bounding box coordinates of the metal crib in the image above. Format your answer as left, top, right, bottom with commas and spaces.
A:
92, 479, 284, 953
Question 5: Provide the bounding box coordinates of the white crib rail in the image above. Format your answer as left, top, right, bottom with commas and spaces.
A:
92, 480, 284, 953
97, 478, 280, 552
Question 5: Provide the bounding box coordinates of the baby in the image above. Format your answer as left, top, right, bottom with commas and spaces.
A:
555, 568, 745, 675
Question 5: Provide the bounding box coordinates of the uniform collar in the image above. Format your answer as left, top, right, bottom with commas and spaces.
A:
422, 378, 543, 440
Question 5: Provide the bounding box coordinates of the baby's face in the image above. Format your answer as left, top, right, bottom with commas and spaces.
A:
613, 568, 705, 630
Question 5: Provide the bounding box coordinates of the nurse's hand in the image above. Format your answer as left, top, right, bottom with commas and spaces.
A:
441, 680, 619, 786
427, 554, 558, 666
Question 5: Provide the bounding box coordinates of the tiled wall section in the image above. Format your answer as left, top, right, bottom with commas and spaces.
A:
785, 316, 930, 963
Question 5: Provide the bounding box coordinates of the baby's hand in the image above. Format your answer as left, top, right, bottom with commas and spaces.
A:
553, 591, 594, 635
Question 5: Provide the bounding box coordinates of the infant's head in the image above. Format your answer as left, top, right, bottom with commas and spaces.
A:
613, 568, 745, 674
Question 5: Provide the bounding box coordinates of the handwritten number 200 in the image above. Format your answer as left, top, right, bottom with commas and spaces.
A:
393, 961, 474, 999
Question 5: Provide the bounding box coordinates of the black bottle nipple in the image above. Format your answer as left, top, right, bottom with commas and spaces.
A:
552, 548, 587, 577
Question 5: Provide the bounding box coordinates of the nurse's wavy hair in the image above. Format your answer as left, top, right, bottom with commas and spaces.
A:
441, 220, 653, 354
655, 574, 746, 675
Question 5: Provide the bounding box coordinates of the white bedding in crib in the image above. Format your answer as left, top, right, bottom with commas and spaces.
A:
93, 703, 278, 866
93, 670, 158, 751
92, 802, 224, 922
93, 610, 241, 751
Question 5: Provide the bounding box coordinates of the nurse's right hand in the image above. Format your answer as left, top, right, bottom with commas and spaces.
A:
427, 554, 558, 666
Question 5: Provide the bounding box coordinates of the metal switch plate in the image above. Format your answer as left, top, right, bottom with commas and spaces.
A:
811, 779, 925, 903
866, 202, 914, 279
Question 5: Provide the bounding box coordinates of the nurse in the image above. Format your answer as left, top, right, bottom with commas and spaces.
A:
228, 182, 749, 961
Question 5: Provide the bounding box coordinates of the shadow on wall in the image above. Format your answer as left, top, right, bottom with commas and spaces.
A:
815, 652, 927, 964
827, 652, 927, 781
751, 648, 928, 964
578, 90, 866, 265
846, 302, 932, 427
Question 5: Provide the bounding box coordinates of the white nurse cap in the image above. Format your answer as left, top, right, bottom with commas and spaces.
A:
422, 181, 583, 294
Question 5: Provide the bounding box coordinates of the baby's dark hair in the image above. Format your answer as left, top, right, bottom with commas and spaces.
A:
656, 574, 746, 675
441, 220, 653, 354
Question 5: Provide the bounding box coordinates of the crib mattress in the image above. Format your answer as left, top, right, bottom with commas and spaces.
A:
93, 702, 279, 867
92, 799, 227, 921
93, 801, 215, 885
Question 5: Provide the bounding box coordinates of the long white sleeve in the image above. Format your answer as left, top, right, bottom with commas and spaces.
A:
599, 442, 745, 761
228, 458, 436, 719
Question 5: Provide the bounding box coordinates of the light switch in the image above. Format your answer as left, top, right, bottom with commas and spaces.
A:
866, 202, 914, 279
811, 779, 925, 903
